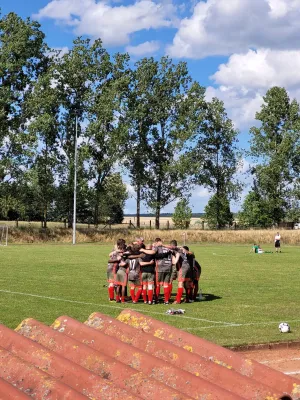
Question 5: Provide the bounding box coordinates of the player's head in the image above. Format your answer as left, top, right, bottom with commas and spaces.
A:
117, 238, 126, 247
154, 237, 162, 245
135, 237, 144, 244
183, 245, 189, 251
170, 239, 177, 247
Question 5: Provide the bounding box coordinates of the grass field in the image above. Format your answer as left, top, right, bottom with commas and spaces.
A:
0, 243, 299, 347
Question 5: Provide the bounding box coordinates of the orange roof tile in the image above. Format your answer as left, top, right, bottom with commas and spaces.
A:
0, 310, 298, 399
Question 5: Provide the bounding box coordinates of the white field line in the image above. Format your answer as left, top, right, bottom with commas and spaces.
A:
185, 319, 300, 330
0, 289, 236, 326
260, 357, 300, 365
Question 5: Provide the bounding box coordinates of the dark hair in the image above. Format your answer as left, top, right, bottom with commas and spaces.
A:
154, 238, 162, 242
117, 238, 126, 247
183, 245, 189, 251
170, 240, 177, 246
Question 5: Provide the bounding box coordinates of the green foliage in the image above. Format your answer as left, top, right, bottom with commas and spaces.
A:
191, 98, 242, 200
131, 57, 206, 228
97, 173, 127, 224
249, 87, 300, 225
172, 199, 192, 229
205, 193, 233, 229
238, 190, 273, 228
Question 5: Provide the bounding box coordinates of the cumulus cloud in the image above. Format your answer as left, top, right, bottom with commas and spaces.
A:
205, 47, 300, 128
167, 0, 300, 59
205, 85, 264, 130
126, 41, 160, 56
34, 0, 177, 46
212, 48, 300, 90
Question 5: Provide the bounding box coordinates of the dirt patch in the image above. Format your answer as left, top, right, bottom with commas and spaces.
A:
232, 341, 300, 380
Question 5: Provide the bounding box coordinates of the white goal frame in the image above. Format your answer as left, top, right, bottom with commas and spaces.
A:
0, 225, 8, 246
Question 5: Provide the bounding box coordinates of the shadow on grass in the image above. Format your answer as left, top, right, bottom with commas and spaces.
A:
201, 293, 222, 302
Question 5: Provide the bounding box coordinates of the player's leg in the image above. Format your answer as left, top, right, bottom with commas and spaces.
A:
147, 279, 154, 305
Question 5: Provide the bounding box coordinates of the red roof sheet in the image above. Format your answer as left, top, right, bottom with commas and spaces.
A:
0, 310, 298, 399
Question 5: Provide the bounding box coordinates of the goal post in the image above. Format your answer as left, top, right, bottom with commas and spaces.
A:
0, 225, 8, 246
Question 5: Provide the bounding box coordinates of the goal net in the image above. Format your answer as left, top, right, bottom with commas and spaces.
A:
0, 225, 8, 246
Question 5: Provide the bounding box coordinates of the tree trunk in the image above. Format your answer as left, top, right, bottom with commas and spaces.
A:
155, 176, 162, 229
136, 183, 141, 228
155, 205, 160, 230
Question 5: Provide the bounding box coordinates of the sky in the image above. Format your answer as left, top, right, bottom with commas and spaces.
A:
1, 0, 300, 214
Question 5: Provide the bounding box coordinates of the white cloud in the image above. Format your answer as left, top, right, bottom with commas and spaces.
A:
205, 85, 264, 129
212, 49, 300, 90
167, 0, 300, 59
34, 0, 177, 46
205, 47, 300, 128
126, 41, 160, 56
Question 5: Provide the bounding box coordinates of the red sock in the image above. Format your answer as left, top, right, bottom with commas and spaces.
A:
135, 288, 142, 302
108, 287, 114, 300
130, 288, 135, 301
116, 295, 120, 302
169, 283, 173, 298
164, 287, 170, 303
148, 289, 153, 303
156, 285, 160, 298
142, 289, 147, 302
176, 288, 183, 303
121, 296, 125, 303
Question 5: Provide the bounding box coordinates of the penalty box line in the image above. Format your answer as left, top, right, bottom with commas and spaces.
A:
0, 289, 237, 326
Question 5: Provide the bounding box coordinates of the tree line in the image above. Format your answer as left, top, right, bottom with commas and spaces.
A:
0, 12, 299, 229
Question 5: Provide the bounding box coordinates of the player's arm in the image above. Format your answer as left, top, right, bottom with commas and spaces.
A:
127, 253, 145, 259
140, 259, 155, 266
139, 248, 156, 255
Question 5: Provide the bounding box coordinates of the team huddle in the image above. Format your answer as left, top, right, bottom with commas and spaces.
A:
106, 237, 201, 305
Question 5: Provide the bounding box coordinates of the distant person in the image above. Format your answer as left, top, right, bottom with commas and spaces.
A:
274, 232, 281, 253
252, 244, 259, 254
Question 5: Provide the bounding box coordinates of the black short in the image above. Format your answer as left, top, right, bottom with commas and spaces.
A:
275, 240, 280, 248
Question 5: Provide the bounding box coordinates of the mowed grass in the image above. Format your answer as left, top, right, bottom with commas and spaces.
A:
0, 243, 299, 347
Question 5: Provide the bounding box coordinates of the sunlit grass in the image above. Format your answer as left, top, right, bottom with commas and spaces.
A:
0, 243, 299, 347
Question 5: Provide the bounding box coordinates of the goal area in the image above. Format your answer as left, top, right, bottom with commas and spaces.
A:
0, 225, 8, 246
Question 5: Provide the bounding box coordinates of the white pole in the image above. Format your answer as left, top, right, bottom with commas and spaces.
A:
72, 114, 78, 245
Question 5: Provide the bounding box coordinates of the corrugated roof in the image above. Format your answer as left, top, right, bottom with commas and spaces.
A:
0, 310, 298, 399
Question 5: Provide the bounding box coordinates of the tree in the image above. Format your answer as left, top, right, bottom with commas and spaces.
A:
96, 173, 128, 224
132, 56, 206, 229
121, 68, 152, 229
26, 56, 60, 228
205, 193, 233, 229
0, 12, 47, 183
238, 187, 273, 228
190, 98, 241, 228
172, 199, 192, 229
249, 87, 300, 225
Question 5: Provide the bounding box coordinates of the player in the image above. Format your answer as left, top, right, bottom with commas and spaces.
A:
125, 244, 143, 303
173, 246, 193, 304
139, 245, 155, 304
192, 258, 202, 301
140, 238, 174, 304
107, 239, 126, 301
111, 244, 128, 303
274, 232, 281, 253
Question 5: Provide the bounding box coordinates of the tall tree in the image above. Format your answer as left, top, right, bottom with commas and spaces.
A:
249, 87, 300, 225
26, 56, 60, 228
84, 51, 130, 225
191, 98, 241, 228
0, 12, 47, 213
132, 56, 206, 229
121, 68, 152, 228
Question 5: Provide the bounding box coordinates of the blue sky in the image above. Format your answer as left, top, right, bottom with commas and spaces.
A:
2, 0, 300, 214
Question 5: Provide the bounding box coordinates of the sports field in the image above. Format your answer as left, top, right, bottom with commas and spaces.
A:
0, 243, 299, 347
